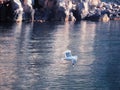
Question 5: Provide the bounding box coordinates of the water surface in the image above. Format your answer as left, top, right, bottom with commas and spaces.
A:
0, 21, 120, 90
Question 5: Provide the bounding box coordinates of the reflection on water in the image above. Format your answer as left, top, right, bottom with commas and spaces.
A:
0, 21, 120, 90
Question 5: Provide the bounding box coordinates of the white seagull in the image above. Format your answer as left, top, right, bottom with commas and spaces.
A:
63, 50, 77, 65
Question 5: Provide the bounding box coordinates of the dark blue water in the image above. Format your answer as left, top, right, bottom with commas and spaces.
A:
0, 21, 120, 90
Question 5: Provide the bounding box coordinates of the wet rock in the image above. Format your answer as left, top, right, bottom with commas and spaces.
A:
22, 0, 34, 21
79, 0, 120, 21
11, 0, 23, 22
100, 14, 110, 22
0, 1, 13, 22
0, 0, 120, 22
84, 13, 101, 21
89, 0, 101, 10
77, 1, 89, 19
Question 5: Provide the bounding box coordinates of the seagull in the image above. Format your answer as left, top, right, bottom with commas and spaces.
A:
63, 50, 77, 65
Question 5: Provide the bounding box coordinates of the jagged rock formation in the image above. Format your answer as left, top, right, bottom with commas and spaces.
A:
11, 0, 23, 22
22, 0, 34, 21
0, 0, 34, 22
0, 0, 13, 22
0, 0, 120, 22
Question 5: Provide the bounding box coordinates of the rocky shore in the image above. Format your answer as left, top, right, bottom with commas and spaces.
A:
0, 0, 120, 22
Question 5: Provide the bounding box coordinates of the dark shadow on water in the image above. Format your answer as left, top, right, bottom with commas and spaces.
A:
92, 21, 120, 90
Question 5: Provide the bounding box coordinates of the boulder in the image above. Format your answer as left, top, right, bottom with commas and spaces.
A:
11, 0, 23, 22
22, 0, 34, 21
100, 14, 110, 22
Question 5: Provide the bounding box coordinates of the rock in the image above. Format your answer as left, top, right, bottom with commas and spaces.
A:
100, 14, 110, 22
69, 12, 76, 22
11, 0, 23, 22
84, 13, 101, 21
22, 0, 34, 21
76, 1, 89, 19
0, 0, 120, 22
89, 0, 101, 9
0, 1, 13, 22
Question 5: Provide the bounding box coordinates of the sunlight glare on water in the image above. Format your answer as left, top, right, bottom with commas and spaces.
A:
0, 21, 120, 90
